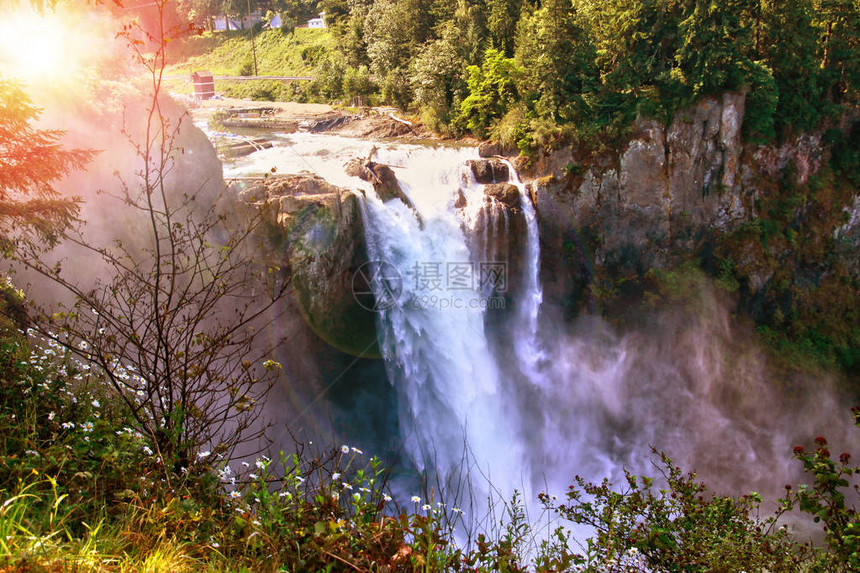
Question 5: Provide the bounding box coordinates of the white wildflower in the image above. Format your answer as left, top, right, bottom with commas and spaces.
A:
411, 496, 420, 504
197, 450, 211, 459
331, 472, 341, 480
229, 490, 241, 499
422, 504, 431, 511
340, 445, 349, 454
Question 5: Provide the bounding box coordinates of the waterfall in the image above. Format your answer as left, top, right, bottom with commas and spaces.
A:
500, 160, 546, 380
225, 133, 572, 501
356, 146, 526, 495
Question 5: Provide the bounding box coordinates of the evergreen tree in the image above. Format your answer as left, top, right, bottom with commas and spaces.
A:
411, 24, 470, 132
815, 0, 860, 104
0, 81, 93, 251
515, 0, 597, 123
457, 47, 519, 137
676, 0, 753, 97
485, 0, 522, 56
760, 0, 822, 135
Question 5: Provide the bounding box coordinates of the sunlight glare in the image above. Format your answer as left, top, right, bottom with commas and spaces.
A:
0, 9, 87, 83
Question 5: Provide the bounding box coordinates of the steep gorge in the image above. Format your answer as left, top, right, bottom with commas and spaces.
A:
218, 92, 859, 516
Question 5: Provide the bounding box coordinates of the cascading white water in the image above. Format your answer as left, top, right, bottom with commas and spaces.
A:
225, 133, 531, 493
357, 146, 526, 491
501, 161, 546, 380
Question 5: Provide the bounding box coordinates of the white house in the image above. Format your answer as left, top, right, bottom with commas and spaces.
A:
307, 12, 326, 28
268, 13, 283, 29
214, 11, 262, 31
214, 15, 241, 30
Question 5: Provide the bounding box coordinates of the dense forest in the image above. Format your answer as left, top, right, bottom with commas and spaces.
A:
180, 0, 859, 149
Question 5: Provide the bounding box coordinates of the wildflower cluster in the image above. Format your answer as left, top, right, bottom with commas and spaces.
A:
0, 330, 162, 530
781, 409, 860, 569
198, 443, 470, 570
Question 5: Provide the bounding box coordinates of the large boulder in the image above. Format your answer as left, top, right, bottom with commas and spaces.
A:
345, 158, 413, 206
484, 183, 521, 209
467, 159, 510, 184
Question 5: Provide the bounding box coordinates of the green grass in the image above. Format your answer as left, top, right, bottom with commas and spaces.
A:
166, 28, 334, 78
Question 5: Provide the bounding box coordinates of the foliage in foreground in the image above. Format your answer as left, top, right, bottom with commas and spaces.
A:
1, 311, 860, 571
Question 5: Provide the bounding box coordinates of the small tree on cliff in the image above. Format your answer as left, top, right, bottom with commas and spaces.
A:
12, 0, 290, 474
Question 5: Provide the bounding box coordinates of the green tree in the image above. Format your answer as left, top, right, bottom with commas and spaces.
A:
676, 0, 753, 97
577, 0, 686, 123
448, 0, 486, 67
759, 0, 822, 136
515, 0, 597, 123
457, 47, 519, 138
411, 25, 470, 133
335, 0, 374, 67
485, 0, 522, 56
363, 0, 433, 76
0, 81, 94, 251
814, 0, 860, 104
176, 0, 220, 29
343, 64, 376, 105
221, 0, 258, 18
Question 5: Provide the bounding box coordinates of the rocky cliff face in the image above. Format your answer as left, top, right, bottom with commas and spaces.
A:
236, 174, 380, 357
530, 93, 749, 269
523, 92, 848, 317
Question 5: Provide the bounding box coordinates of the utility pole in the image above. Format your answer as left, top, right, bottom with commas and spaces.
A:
247, 0, 258, 76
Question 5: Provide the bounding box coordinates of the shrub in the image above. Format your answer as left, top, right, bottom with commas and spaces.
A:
542, 450, 803, 571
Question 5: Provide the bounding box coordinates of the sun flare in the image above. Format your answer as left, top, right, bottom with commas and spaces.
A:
0, 8, 91, 83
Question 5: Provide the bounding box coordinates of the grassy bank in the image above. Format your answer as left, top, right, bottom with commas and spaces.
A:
164, 28, 333, 99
